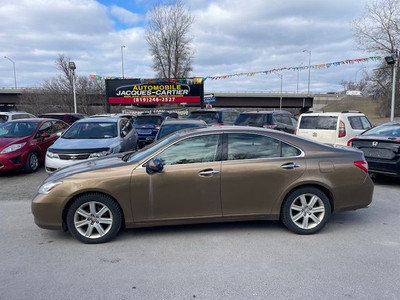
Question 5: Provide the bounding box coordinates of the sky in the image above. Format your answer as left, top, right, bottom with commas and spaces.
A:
0, 0, 382, 93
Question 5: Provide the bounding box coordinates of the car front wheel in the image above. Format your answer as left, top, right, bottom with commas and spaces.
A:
25, 152, 39, 172
281, 187, 331, 235
66, 193, 122, 244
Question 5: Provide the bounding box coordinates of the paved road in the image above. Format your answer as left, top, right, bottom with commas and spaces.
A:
0, 168, 399, 299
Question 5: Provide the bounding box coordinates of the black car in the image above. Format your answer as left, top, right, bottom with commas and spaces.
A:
348, 121, 400, 177
134, 114, 165, 147
187, 108, 239, 126
234, 110, 297, 134
155, 119, 207, 141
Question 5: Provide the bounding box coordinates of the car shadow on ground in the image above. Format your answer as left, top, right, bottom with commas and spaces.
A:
371, 174, 400, 186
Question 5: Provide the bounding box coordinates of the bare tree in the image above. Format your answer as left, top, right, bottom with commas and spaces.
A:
352, 0, 400, 116
42, 54, 106, 114
146, 0, 194, 78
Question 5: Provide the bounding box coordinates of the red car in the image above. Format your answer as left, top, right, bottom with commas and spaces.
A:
0, 118, 69, 172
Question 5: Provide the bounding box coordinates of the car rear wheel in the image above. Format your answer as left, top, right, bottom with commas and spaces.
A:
281, 187, 331, 234
25, 152, 39, 173
66, 193, 122, 244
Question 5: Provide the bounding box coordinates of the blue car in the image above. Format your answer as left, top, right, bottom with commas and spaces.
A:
134, 114, 165, 147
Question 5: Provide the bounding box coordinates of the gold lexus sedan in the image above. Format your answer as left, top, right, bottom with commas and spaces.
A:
32, 126, 374, 244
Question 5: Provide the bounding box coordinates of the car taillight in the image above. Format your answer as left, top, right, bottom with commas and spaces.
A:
347, 138, 356, 146
354, 160, 368, 173
338, 121, 346, 137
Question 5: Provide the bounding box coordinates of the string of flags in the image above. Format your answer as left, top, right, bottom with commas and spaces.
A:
89, 55, 382, 82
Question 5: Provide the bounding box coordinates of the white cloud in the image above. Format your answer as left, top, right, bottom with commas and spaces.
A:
0, 0, 379, 93
110, 5, 142, 25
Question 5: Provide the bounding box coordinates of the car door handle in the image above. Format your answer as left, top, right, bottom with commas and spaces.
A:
199, 169, 220, 177
281, 163, 301, 169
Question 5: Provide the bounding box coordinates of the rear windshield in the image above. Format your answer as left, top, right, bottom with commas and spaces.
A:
134, 116, 163, 125
188, 112, 219, 124
299, 116, 338, 130
40, 115, 64, 120
362, 124, 400, 137
234, 114, 273, 126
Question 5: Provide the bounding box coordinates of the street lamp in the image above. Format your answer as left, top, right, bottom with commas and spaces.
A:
4, 56, 17, 88
297, 62, 303, 94
121, 45, 126, 79
274, 72, 283, 110
302, 50, 311, 95
385, 50, 398, 122
68, 61, 77, 113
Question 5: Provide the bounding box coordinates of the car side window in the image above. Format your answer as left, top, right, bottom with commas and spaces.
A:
155, 134, 220, 165
227, 133, 301, 160
52, 121, 69, 132
37, 121, 53, 137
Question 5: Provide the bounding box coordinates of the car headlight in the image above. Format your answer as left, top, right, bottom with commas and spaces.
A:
89, 149, 113, 158
0, 142, 26, 154
38, 181, 63, 194
46, 151, 59, 159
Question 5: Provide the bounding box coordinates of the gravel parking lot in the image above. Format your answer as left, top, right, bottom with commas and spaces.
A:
0, 167, 399, 299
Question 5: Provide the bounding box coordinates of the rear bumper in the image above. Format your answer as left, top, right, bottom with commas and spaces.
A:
367, 158, 400, 177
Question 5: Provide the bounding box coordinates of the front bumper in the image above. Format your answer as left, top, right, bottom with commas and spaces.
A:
31, 193, 65, 230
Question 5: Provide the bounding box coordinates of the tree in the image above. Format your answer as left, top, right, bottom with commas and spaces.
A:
352, 0, 400, 117
42, 54, 105, 114
146, 0, 194, 79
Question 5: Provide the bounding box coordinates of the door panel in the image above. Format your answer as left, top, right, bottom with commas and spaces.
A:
221, 157, 305, 215
131, 162, 222, 221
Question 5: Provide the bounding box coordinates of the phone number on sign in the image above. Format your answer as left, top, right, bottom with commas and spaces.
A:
132, 97, 177, 103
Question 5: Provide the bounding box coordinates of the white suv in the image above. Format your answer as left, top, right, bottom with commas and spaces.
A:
296, 111, 372, 145
0, 111, 36, 123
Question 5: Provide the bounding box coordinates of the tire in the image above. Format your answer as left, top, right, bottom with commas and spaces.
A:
66, 193, 123, 244
25, 152, 39, 173
281, 187, 331, 235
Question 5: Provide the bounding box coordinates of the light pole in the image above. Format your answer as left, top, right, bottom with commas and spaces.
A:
275, 72, 283, 110
4, 56, 17, 88
302, 50, 311, 95
297, 62, 303, 94
385, 51, 398, 122
121, 45, 126, 79
68, 61, 77, 113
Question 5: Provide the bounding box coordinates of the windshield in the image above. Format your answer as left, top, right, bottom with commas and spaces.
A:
362, 124, 400, 137
0, 121, 38, 137
134, 116, 163, 125
63, 122, 117, 139
188, 112, 218, 124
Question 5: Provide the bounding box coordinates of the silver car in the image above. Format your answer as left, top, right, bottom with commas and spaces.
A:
45, 117, 138, 173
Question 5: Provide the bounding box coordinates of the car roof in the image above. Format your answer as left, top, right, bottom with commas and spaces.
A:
4, 118, 56, 123
300, 111, 365, 117
39, 113, 85, 116
75, 117, 119, 123
0, 111, 33, 115
162, 119, 207, 125
191, 108, 238, 112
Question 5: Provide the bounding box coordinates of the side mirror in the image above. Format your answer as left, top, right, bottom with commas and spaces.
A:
146, 158, 164, 174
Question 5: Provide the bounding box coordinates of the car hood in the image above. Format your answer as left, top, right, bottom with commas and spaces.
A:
49, 137, 118, 151
45, 152, 135, 183
0, 136, 30, 150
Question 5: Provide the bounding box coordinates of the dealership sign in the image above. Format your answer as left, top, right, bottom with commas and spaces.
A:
106, 78, 204, 105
